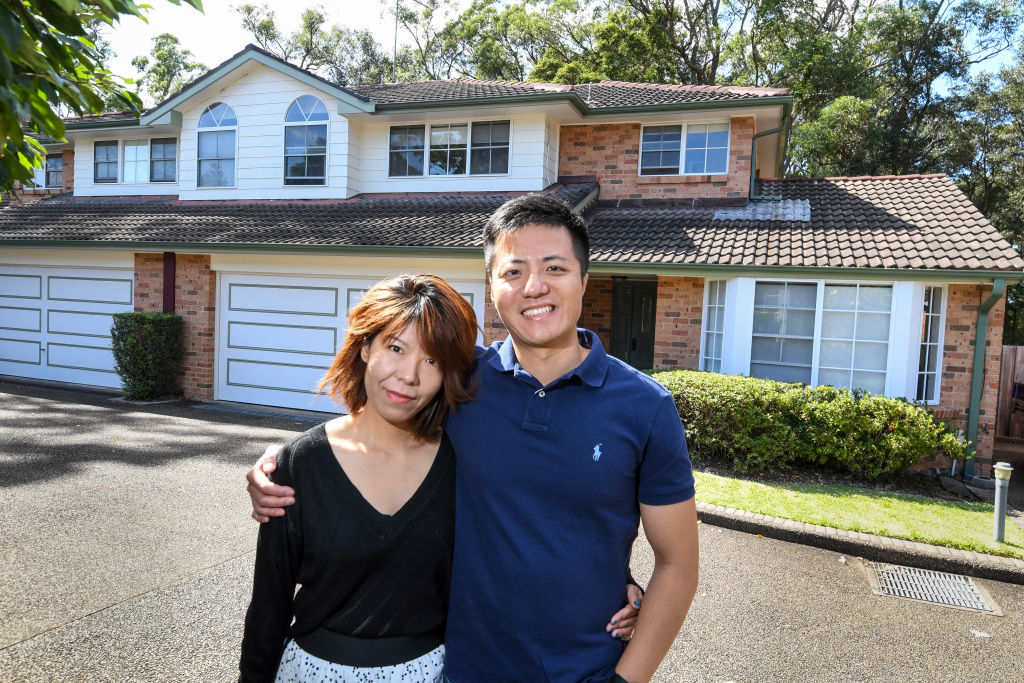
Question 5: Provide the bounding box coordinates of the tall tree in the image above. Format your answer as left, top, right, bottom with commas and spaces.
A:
0, 0, 203, 193
131, 33, 206, 104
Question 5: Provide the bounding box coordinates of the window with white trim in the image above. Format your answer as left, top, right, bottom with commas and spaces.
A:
388, 121, 509, 177
46, 154, 62, 188
197, 102, 237, 188
749, 281, 893, 394
284, 95, 328, 185
429, 123, 467, 175
916, 286, 944, 402
94, 141, 118, 183
123, 139, 150, 183
640, 122, 729, 176
150, 138, 177, 182
702, 280, 726, 372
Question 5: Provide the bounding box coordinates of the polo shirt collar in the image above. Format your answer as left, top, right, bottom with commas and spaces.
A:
487, 329, 610, 388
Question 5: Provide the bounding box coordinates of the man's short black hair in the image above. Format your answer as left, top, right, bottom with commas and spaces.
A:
483, 194, 590, 279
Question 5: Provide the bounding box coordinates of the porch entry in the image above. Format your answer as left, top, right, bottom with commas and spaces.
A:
610, 278, 657, 369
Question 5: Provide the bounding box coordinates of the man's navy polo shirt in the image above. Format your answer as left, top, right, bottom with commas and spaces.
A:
443, 330, 695, 683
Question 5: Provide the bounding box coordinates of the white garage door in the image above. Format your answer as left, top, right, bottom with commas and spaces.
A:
217, 273, 485, 412
0, 266, 134, 388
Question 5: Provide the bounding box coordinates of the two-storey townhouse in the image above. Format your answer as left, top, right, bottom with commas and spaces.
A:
2, 44, 1020, 475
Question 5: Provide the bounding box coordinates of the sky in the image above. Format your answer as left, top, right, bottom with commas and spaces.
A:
103, 0, 417, 86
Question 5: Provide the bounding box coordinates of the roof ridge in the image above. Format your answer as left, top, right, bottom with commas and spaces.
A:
761, 173, 948, 183
589, 80, 789, 96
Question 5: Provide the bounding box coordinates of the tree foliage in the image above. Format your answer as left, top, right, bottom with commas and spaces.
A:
0, 0, 202, 193
131, 33, 206, 104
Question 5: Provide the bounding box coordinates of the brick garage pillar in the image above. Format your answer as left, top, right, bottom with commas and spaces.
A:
133, 253, 165, 312
175, 255, 216, 400
931, 284, 1005, 476
482, 279, 505, 345
579, 278, 613, 350
653, 276, 704, 369
61, 148, 74, 193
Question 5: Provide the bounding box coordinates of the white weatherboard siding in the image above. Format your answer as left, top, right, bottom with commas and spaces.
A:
356, 113, 550, 194
177, 63, 350, 200
73, 136, 181, 196
216, 265, 486, 412
0, 264, 133, 388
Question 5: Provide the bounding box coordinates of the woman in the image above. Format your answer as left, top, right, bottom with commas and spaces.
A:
240, 274, 478, 682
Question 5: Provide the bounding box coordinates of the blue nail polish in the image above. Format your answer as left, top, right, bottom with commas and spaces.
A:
633, 600, 641, 607
612, 620, 618, 625
612, 633, 620, 639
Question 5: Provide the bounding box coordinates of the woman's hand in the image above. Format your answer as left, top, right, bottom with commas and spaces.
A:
605, 584, 643, 641
245, 445, 294, 522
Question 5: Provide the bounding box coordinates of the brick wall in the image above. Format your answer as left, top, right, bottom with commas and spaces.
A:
482, 280, 505, 345
133, 252, 165, 312
653, 276, 704, 369
929, 283, 1005, 476
580, 277, 613, 350
559, 117, 754, 200
62, 148, 75, 193
175, 255, 216, 400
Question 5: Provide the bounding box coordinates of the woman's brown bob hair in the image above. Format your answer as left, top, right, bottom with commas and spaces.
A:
319, 274, 479, 440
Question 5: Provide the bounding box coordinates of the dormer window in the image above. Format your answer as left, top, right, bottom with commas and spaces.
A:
284, 95, 328, 186
640, 122, 729, 176
197, 102, 237, 188
469, 121, 509, 175
430, 124, 467, 175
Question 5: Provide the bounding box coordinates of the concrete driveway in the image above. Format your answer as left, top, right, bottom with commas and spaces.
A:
2, 379, 1023, 682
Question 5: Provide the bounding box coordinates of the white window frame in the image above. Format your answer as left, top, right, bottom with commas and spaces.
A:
93, 140, 119, 184
428, 122, 468, 176
915, 285, 947, 405
700, 279, 727, 372
149, 138, 178, 183
122, 139, 150, 184
197, 102, 238, 189
638, 120, 731, 177
45, 153, 63, 188
283, 95, 329, 186
387, 119, 512, 179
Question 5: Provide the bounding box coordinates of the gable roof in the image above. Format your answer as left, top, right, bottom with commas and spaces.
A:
1, 175, 1019, 277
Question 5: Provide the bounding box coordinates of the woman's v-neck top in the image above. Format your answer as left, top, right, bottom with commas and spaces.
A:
240, 424, 456, 680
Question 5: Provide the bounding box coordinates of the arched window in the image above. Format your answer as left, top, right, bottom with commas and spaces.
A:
284, 95, 328, 185
197, 102, 237, 188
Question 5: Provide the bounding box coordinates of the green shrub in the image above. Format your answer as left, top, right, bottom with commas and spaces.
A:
652, 370, 966, 479
110, 312, 185, 400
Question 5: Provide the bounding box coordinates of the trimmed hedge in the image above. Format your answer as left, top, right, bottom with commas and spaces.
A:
110, 312, 185, 400
651, 370, 966, 479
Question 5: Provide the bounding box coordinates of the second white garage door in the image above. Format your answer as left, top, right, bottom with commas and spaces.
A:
216, 273, 484, 412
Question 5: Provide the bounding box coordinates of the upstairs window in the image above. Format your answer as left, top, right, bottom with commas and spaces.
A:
197, 102, 237, 188
123, 139, 150, 183
388, 121, 509, 177
389, 125, 425, 176
640, 122, 729, 176
94, 141, 118, 183
45, 154, 63, 188
469, 121, 509, 175
284, 95, 328, 185
150, 138, 177, 183
430, 123, 467, 175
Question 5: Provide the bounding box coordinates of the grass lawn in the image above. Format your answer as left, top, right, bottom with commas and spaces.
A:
694, 470, 1024, 560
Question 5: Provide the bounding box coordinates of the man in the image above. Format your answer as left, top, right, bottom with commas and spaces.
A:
248, 195, 699, 682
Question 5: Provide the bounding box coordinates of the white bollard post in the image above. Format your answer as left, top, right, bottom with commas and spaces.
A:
993, 462, 1013, 543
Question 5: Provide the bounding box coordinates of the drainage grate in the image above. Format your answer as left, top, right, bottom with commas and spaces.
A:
868, 562, 998, 614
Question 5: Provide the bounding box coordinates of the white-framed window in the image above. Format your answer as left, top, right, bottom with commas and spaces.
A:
150, 138, 177, 182
197, 102, 237, 188
749, 281, 893, 394
45, 154, 63, 188
916, 286, 945, 403
702, 280, 726, 372
388, 120, 510, 177
284, 95, 328, 186
94, 141, 118, 183
123, 139, 150, 183
429, 123, 468, 175
640, 122, 729, 176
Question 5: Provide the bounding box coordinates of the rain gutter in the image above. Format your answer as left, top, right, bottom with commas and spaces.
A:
965, 277, 1006, 477
749, 103, 792, 201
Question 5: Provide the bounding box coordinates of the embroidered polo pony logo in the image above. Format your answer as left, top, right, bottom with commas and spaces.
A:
592, 443, 603, 462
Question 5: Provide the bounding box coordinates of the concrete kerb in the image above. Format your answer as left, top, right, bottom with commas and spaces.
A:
696, 502, 1024, 585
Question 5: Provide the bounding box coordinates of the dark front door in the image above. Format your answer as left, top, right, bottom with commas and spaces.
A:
610, 279, 657, 369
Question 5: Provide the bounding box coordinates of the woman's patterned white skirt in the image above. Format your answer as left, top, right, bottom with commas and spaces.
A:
274, 639, 444, 683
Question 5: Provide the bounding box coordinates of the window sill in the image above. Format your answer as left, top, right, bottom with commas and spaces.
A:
636, 174, 729, 184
